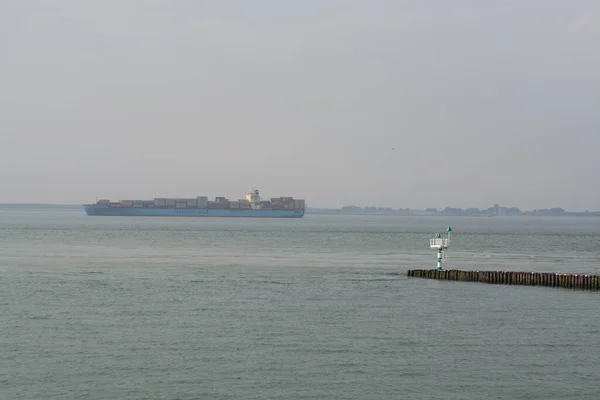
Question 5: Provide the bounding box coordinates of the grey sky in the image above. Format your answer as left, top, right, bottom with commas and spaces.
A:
1, 1, 599, 210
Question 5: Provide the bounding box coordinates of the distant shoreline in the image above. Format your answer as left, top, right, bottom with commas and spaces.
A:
307, 208, 600, 217
0, 203, 599, 217
0, 203, 80, 208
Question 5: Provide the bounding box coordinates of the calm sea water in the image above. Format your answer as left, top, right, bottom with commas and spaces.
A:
1, 206, 599, 399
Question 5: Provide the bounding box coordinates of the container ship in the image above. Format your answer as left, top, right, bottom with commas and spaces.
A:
83, 189, 305, 218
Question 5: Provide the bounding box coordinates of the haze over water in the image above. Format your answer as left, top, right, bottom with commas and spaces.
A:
2, 206, 599, 399
2, 1, 600, 210
2, 1, 600, 397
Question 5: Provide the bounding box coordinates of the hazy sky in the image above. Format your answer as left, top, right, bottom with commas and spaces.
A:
1, 1, 599, 210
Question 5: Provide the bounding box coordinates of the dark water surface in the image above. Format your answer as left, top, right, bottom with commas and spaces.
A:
1, 207, 599, 399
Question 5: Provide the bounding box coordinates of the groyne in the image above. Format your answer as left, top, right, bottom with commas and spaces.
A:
406, 269, 600, 291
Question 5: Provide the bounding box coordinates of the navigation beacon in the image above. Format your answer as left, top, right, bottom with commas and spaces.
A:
429, 226, 452, 271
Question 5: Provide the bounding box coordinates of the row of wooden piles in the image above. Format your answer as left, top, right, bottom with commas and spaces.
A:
406, 269, 600, 291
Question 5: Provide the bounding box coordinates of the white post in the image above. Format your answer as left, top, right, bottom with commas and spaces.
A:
437, 248, 442, 270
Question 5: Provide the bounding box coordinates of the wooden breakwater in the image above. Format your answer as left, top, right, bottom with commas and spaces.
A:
407, 269, 600, 291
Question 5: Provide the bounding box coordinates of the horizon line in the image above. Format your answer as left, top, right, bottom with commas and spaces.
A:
0, 202, 598, 213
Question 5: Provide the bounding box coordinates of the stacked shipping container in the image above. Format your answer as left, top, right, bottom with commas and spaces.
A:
103, 194, 305, 211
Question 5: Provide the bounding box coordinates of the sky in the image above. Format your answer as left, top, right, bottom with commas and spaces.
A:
1, 0, 599, 210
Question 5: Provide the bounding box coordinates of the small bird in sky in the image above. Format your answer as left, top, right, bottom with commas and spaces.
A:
392, 147, 396, 151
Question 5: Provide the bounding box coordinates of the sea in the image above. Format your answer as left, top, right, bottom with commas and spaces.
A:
1, 205, 599, 399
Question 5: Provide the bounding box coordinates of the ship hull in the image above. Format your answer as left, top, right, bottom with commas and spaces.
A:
83, 204, 304, 218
